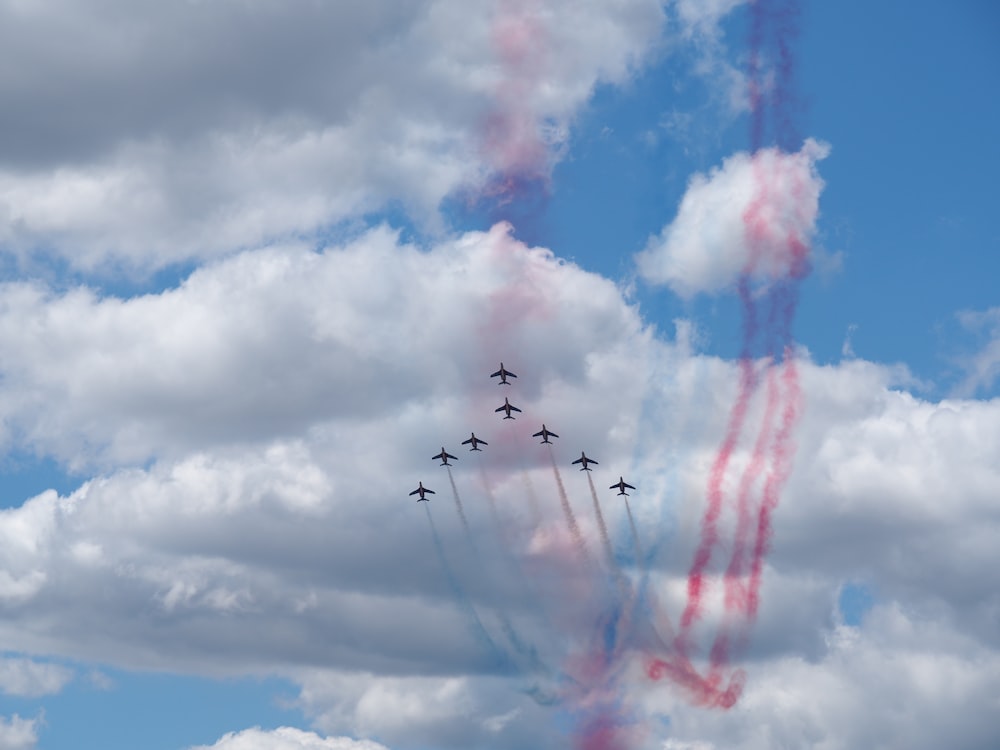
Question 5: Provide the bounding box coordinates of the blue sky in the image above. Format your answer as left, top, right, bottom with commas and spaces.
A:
0, 2, 998, 749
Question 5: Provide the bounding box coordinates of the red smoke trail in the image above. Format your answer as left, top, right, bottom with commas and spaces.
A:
662, 0, 810, 705
481, 0, 551, 221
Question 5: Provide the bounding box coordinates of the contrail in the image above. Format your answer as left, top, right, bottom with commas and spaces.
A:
447, 466, 471, 535
466, 457, 551, 676
547, 445, 590, 563
586, 472, 628, 601
423, 503, 506, 664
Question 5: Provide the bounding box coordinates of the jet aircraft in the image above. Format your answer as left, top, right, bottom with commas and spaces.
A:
409, 481, 435, 501
610, 477, 636, 496
432, 448, 458, 466
495, 397, 522, 420
490, 362, 517, 385
572, 451, 598, 471
462, 433, 488, 451
532, 424, 559, 444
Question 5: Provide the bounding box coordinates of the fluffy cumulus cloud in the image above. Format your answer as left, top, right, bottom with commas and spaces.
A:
0, 3, 998, 749
0, 223, 997, 748
0, 657, 73, 697
189, 726, 388, 750
637, 138, 830, 297
0, 0, 665, 272
0, 714, 38, 750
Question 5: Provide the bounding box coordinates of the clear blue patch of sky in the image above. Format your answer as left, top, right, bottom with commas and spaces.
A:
0, 453, 80, 509
0, 668, 303, 750
838, 581, 876, 627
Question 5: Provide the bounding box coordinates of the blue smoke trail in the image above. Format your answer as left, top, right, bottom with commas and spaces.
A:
423, 502, 511, 670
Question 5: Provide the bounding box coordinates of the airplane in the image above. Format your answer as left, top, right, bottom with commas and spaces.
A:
572, 451, 598, 471
532, 424, 559, 444
409, 481, 435, 501
610, 477, 636, 496
495, 397, 522, 420
462, 432, 488, 451
432, 448, 458, 466
490, 362, 518, 385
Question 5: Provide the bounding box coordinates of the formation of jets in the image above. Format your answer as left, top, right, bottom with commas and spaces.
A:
409, 362, 635, 502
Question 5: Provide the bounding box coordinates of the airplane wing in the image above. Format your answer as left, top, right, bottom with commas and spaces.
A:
409, 488, 420, 495
532, 429, 543, 437
549, 430, 558, 437
506, 371, 517, 379
511, 404, 522, 412
572, 456, 583, 464
478, 438, 488, 445
490, 369, 502, 377
426, 488, 436, 494
624, 482, 635, 490
461, 437, 472, 444
445, 452, 457, 460
495, 405, 505, 412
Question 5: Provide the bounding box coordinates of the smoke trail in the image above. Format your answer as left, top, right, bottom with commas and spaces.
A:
478, 457, 505, 533
623, 497, 643, 567
547, 445, 590, 563
447, 466, 471, 535
586, 472, 619, 575
423, 503, 506, 664
676, 355, 758, 639
747, 349, 802, 618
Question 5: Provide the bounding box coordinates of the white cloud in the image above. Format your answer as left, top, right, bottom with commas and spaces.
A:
0, 0, 667, 272
0, 715, 38, 750
952, 307, 1000, 397
190, 726, 388, 750
637, 139, 830, 297
0, 658, 72, 697
0, 226, 995, 750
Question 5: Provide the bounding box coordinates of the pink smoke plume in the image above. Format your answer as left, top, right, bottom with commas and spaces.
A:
648, 0, 813, 708
482, 0, 552, 201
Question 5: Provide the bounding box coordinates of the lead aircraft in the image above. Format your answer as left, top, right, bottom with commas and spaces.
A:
490, 362, 517, 385
572, 451, 598, 471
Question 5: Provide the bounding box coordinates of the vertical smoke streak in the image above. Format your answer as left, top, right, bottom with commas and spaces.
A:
659, 0, 811, 708
423, 503, 505, 663
587, 472, 619, 576
547, 445, 590, 563
447, 466, 471, 535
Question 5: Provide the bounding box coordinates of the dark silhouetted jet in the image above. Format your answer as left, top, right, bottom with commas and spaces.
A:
533, 424, 559, 444
490, 362, 517, 385
610, 477, 636, 496
432, 448, 458, 466
495, 397, 522, 420
572, 452, 598, 471
409, 482, 435, 501
462, 433, 488, 451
